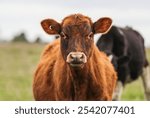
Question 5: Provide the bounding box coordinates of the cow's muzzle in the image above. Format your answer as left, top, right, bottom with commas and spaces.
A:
66, 52, 87, 67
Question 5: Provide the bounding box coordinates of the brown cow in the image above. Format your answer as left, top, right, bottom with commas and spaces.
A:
33, 14, 117, 100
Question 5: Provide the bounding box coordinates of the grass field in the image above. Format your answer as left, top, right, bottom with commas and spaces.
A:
0, 42, 149, 100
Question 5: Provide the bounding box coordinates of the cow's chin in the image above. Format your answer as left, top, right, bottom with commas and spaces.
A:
67, 61, 86, 68
70, 63, 84, 68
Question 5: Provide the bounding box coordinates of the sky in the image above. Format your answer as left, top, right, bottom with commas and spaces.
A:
0, 0, 150, 46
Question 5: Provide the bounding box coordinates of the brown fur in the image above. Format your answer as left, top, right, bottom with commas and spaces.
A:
33, 39, 117, 100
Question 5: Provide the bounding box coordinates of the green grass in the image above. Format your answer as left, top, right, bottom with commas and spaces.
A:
0, 42, 149, 100
0, 43, 44, 100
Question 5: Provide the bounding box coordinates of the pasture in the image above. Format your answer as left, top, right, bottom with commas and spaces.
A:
0, 42, 149, 100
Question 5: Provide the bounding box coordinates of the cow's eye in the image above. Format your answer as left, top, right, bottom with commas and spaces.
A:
87, 32, 93, 39
60, 32, 67, 39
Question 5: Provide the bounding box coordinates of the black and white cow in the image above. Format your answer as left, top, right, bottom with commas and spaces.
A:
96, 25, 150, 100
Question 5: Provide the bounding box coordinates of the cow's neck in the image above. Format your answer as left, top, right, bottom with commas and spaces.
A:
70, 66, 89, 100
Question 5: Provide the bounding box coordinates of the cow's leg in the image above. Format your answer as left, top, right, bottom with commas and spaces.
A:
141, 65, 150, 100
112, 81, 123, 100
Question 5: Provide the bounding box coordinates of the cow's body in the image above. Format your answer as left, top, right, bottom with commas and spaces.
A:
97, 26, 150, 100
33, 14, 117, 101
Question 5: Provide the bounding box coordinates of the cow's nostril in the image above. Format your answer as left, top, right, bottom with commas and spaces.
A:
70, 54, 83, 60
80, 54, 84, 59
70, 54, 77, 59
70, 54, 73, 59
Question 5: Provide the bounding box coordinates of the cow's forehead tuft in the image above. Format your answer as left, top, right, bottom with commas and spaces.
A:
61, 14, 92, 27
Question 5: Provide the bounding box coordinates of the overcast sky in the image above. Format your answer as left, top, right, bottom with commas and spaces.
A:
0, 0, 150, 46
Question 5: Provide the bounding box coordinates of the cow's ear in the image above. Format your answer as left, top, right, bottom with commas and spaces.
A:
93, 17, 112, 34
41, 19, 61, 35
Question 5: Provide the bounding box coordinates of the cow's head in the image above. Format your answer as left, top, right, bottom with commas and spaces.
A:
41, 14, 112, 68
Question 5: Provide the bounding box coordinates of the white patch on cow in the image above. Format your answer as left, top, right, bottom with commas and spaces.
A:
112, 81, 123, 101
108, 55, 113, 61
141, 66, 150, 100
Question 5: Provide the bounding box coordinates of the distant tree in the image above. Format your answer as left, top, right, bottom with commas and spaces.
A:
12, 32, 28, 43
34, 37, 42, 43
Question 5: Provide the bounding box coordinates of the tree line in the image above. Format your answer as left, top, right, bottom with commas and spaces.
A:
12, 32, 43, 43
0, 32, 60, 43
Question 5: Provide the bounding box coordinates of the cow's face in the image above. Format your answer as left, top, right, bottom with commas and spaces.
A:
41, 14, 112, 68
